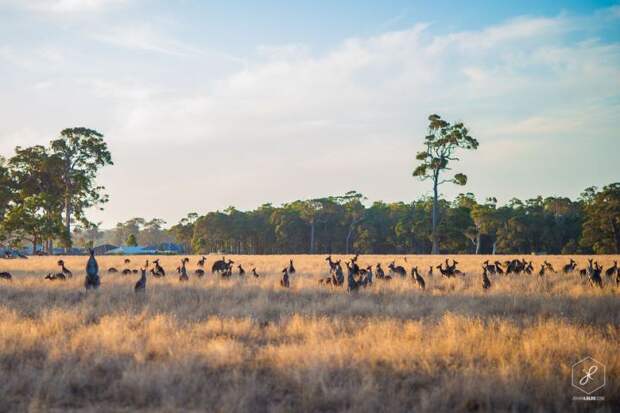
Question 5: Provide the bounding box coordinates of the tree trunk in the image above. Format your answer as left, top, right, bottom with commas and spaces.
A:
345, 224, 355, 255
610, 217, 620, 254
64, 194, 71, 253
475, 232, 481, 254
309, 220, 316, 254
431, 179, 440, 254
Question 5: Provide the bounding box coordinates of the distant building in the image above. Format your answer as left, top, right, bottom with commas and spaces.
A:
93, 244, 118, 255
105, 246, 158, 255
148, 242, 185, 254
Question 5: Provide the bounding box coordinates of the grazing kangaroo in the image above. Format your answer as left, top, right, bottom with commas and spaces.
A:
605, 261, 618, 278
412, 267, 426, 290
388, 261, 406, 277
85, 249, 100, 290
482, 267, 492, 290
124, 258, 131, 264
437, 264, 451, 278
238, 265, 245, 276
107, 267, 118, 273
0, 271, 13, 280
212, 257, 232, 274
57, 260, 72, 278
45, 272, 66, 281
280, 268, 290, 288
544, 261, 556, 273
122, 268, 132, 275
134, 268, 147, 293
197, 256, 207, 267
194, 268, 205, 277
288, 259, 296, 274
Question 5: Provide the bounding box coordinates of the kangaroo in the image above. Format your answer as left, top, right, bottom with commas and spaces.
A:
412, 267, 426, 290
482, 267, 491, 290
437, 264, 451, 278
134, 268, 147, 292
483, 260, 497, 274
280, 268, 290, 288
334, 262, 344, 286
375, 263, 385, 279
589, 263, 603, 288
605, 261, 618, 278
212, 257, 231, 274
360, 265, 373, 287
45, 272, 66, 281
388, 261, 406, 277
194, 268, 205, 277
494, 261, 504, 275
538, 264, 545, 277
0, 271, 12, 280
544, 261, 556, 273
563, 259, 577, 274
347, 263, 361, 292
107, 267, 118, 273
179, 260, 189, 282
84, 249, 100, 290
252, 268, 260, 278
152, 259, 165, 277
238, 265, 245, 276
325, 256, 339, 274
288, 259, 296, 274
197, 256, 207, 267
57, 259, 72, 278
428, 265, 433, 277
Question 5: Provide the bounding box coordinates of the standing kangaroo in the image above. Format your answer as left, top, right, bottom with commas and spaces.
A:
85, 249, 100, 290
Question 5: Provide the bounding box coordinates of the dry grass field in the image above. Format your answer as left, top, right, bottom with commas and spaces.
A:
1, 254, 619, 412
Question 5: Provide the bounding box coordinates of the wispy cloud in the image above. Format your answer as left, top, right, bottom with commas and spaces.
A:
10, 0, 129, 13
92, 24, 199, 56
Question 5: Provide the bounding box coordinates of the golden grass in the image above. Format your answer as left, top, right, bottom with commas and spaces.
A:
0, 254, 619, 412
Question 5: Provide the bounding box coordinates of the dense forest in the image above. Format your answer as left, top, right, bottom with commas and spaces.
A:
162, 186, 620, 255
1, 127, 619, 255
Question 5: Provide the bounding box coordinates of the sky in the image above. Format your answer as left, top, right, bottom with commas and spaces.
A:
0, 0, 619, 228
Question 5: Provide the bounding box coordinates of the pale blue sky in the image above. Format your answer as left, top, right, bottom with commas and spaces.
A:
0, 1, 619, 227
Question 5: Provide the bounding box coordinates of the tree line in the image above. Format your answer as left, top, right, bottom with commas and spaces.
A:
163, 185, 619, 255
